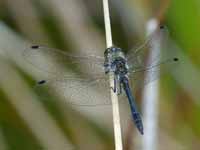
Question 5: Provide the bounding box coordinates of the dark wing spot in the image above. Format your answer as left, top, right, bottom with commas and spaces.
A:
37, 80, 46, 85
173, 58, 179, 62
160, 25, 165, 29
31, 45, 39, 49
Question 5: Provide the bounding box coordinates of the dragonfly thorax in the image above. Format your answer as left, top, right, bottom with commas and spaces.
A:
104, 46, 128, 75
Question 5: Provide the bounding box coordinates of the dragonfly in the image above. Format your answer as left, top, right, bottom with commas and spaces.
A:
23, 27, 179, 135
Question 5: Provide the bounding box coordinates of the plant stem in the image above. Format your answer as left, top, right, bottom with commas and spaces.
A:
102, 0, 123, 150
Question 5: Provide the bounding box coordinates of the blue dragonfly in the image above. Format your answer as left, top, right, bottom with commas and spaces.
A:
23, 27, 179, 135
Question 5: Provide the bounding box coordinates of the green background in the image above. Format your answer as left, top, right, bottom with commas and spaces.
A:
0, 0, 199, 149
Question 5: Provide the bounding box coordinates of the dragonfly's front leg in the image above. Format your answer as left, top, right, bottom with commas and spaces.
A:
117, 82, 122, 95
115, 76, 123, 95
111, 75, 117, 93
111, 75, 122, 95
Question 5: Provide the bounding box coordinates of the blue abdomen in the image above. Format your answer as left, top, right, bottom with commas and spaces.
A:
121, 76, 144, 135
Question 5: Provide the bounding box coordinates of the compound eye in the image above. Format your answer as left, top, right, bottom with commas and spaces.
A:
112, 47, 116, 51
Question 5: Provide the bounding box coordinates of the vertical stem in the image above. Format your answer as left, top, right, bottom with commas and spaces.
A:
102, 0, 123, 150
103, 0, 113, 47
142, 19, 160, 150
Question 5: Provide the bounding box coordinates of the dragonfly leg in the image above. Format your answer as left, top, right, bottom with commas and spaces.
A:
117, 82, 122, 95
111, 76, 117, 93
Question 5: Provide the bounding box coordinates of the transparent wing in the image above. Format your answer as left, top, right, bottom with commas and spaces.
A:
128, 58, 179, 93
33, 76, 126, 106
127, 27, 169, 70
23, 45, 105, 78
127, 26, 180, 92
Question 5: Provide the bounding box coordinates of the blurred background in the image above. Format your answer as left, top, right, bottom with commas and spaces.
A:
0, 0, 200, 150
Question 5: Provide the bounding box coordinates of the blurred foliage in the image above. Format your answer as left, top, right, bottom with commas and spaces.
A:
0, 0, 200, 150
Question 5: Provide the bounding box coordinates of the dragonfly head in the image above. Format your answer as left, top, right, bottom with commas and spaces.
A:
104, 46, 125, 61
104, 46, 122, 56
104, 46, 127, 74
